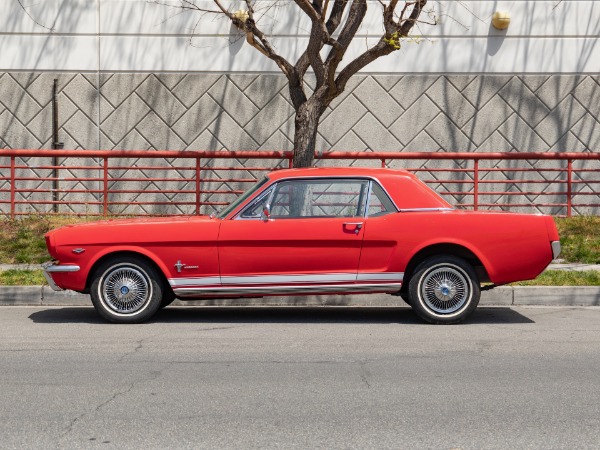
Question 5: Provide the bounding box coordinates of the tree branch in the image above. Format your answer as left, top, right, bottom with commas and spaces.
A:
325, 0, 347, 34
16, 0, 55, 31
322, 0, 368, 93
336, 39, 392, 92
209, 0, 295, 78
399, 0, 428, 36
336, 0, 428, 93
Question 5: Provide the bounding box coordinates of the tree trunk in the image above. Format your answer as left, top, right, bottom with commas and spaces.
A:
292, 101, 321, 168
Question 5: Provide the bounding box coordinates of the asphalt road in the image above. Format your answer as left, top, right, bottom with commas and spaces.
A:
1, 306, 600, 449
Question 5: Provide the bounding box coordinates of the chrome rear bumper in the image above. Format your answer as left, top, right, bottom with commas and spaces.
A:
551, 241, 562, 260
42, 261, 80, 291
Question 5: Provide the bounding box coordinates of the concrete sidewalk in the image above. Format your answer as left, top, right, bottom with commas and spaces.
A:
547, 263, 600, 271
1, 285, 599, 307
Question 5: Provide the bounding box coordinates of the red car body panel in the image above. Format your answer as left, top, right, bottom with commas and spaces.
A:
44, 167, 558, 296
218, 218, 364, 276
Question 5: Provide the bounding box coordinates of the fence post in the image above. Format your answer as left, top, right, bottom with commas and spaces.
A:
567, 159, 572, 217
473, 160, 479, 211
381, 158, 386, 168
10, 156, 15, 219
103, 157, 109, 216
196, 157, 201, 215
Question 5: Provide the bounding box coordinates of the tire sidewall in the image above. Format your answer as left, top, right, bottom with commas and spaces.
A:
90, 257, 163, 323
408, 256, 480, 324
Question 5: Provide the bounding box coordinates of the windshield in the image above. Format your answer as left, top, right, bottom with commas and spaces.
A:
216, 176, 269, 219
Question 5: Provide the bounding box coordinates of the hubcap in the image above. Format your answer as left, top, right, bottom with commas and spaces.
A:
420, 266, 469, 314
101, 266, 150, 314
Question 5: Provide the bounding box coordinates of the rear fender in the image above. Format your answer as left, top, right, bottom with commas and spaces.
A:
403, 238, 496, 282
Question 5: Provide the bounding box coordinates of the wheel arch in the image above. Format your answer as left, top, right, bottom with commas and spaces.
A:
401, 243, 491, 292
85, 249, 172, 294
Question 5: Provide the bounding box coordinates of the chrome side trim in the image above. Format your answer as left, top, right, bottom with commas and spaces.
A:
168, 276, 222, 287
551, 241, 562, 259
221, 273, 358, 285
356, 272, 404, 282
398, 208, 454, 212
168, 272, 405, 287
41, 261, 80, 292
174, 282, 402, 298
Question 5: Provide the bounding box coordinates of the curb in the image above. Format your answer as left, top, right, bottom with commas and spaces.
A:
0, 285, 599, 307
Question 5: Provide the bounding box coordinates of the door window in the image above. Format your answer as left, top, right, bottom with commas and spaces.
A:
239, 179, 369, 219
271, 179, 368, 218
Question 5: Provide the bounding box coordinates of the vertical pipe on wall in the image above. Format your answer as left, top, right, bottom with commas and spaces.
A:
10, 156, 15, 219
96, 0, 102, 215
196, 157, 201, 215
473, 160, 479, 211
567, 159, 573, 217
103, 157, 109, 216
51, 79, 63, 213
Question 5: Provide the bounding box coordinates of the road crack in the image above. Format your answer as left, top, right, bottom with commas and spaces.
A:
358, 361, 372, 389
117, 333, 164, 363
60, 366, 166, 439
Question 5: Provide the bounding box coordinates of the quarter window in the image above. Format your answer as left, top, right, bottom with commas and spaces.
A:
368, 182, 397, 217
240, 188, 273, 218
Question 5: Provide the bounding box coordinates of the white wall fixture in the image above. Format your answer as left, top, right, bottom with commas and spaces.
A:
492, 11, 511, 30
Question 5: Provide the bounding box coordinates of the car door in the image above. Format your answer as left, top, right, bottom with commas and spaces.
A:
217, 178, 369, 294
357, 181, 404, 279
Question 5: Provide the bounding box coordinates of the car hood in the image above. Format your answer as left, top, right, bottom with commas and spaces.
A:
46, 215, 218, 247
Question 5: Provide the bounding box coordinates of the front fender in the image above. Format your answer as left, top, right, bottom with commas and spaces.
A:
58, 245, 171, 292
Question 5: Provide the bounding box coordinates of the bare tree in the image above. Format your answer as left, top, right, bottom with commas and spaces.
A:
153, 0, 436, 167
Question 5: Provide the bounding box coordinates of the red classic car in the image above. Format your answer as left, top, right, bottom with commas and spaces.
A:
43, 167, 560, 324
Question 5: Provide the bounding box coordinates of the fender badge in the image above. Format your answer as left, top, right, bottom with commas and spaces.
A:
175, 260, 198, 273
72, 248, 85, 254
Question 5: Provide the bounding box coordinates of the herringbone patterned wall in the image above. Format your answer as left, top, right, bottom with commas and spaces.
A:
1, 72, 599, 215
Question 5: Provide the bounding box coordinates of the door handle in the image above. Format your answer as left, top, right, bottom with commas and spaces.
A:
343, 222, 363, 234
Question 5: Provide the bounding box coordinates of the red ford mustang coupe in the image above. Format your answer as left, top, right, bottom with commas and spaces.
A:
43, 167, 560, 324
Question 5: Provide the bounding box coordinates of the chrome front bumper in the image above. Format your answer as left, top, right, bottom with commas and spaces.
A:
551, 241, 562, 260
42, 261, 80, 291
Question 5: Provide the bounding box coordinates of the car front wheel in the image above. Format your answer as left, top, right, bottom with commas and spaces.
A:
408, 255, 480, 324
90, 256, 164, 323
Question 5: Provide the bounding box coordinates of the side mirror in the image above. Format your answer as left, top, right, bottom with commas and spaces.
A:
261, 204, 271, 221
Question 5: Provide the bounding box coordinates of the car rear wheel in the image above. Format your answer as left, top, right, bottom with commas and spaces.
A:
408, 255, 480, 324
90, 256, 164, 323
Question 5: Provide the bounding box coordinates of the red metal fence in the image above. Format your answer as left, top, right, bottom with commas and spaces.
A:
1, 149, 599, 217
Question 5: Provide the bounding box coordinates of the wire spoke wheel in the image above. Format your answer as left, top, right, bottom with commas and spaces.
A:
408, 256, 480, 324
420, 266, 469, 314
91, 256, 165, 323
101, 266, 150, 314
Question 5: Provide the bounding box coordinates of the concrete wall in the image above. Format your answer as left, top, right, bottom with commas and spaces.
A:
2, 1, 600, 72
